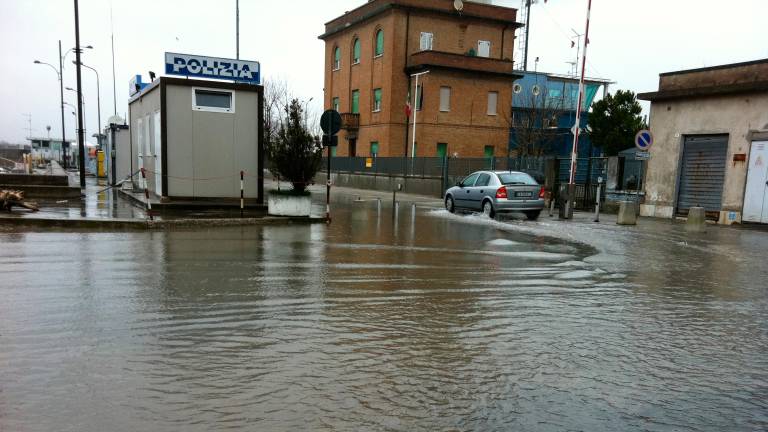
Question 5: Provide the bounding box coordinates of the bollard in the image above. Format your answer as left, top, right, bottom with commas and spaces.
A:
685, 206, 707, 232
140, 167, 153, 221
240, 170, 244, 218
594, 177, 603, 223
549, 192, 555, 218
377, 198, 381, 215
617, 200, 637, 225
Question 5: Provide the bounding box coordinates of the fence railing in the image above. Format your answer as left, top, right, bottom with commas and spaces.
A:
321, 155, 642, 210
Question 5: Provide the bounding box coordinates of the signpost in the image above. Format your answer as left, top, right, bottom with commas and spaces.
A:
634, 129, 653, 203
320, 109, 342, 223
635, 129, 653, 151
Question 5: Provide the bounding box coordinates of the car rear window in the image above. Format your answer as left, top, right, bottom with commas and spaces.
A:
497, 172, 537, 185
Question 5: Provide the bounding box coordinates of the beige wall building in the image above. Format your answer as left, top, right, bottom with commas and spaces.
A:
128, 77, 264, 202
638, 59, 768, 224
319, 0, 521, 158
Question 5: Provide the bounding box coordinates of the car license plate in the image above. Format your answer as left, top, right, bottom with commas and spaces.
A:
516, 191, 533, 198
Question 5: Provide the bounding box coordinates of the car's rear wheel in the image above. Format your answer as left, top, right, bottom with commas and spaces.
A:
445, 195, 455, 213
482, 200, 495, 219
525, 210, 541, 221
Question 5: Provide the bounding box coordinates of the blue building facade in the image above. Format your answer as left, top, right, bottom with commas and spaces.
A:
508, 71, 610, 159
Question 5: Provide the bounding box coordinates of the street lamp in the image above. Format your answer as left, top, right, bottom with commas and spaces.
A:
74, 60, 102, 148
33, 41, 68, 167
65, 87, 86, 136
62, 45, 93, 66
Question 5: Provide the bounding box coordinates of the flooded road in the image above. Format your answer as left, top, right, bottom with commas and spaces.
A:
1, 192, 767, 431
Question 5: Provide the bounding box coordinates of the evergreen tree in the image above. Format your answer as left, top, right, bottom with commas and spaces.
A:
266, 99, 322, 193
589, 90, 647, 156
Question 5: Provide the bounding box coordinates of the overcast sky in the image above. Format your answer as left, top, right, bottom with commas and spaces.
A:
1, 0, 766, 143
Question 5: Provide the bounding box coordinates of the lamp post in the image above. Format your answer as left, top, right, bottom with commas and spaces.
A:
65, 87, 86, 135
73, 0, 86, 189
409, 70, 429, 175
33, 40, 69, 168
74, 61, 102, 148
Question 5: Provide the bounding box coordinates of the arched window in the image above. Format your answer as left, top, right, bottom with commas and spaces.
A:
374, 30, 384, 57
333, 46, 341, 70
352, 38, 361, 64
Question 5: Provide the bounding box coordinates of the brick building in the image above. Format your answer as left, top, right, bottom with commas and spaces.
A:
319, 0, 522, 158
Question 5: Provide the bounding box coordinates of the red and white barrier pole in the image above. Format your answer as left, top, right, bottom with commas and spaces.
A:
565, 0, 593, 219
140, 167, 153, 221
240, 170, 244, 218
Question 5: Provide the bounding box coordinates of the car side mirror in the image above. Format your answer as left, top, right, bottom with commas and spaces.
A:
457, 181, 464, 188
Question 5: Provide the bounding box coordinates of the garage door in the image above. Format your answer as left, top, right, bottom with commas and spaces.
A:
677, 135, 728, 217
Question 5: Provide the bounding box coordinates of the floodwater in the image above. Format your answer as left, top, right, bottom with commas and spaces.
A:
1, 191, 767, 431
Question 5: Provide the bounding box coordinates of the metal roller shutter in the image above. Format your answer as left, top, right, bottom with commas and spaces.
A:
677, 135, 728, 217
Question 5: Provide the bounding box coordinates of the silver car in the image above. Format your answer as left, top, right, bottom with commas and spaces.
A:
444, 171, 545, 220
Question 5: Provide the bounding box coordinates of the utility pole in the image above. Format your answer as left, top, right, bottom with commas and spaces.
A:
236, 0, 240, 59
523, 0, 532, 71
78, 62, 101, 148
59, 40, 68, 168
74, 0, 86, 189
110, 2, 117, 116
565, 0, 592, 219
22, 113, 32, 139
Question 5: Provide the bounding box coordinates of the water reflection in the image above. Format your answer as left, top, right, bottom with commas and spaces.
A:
1, 197, 767, 431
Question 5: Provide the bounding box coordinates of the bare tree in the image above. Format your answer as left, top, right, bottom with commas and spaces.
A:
503, 85, 565, 157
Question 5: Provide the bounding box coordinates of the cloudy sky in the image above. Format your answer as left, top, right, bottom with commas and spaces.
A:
0, 0, 766, 143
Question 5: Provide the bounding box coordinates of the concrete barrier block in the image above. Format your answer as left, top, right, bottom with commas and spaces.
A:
686, 206, 707, 232
617, 201, 638, 225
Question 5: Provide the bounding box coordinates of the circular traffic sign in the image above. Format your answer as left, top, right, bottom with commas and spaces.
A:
635, 129, 653, 151
320, 109, 342, 136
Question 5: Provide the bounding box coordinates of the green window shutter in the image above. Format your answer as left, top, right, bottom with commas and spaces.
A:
437, 143, 447, 158
334, 47, 341, 69
351, 90, 360, 114
373, 88, 382, 111
375, 30, 384, 56
353, 39, 361, 63
370, 141, 379, 155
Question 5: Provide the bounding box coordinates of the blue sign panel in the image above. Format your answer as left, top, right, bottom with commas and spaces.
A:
635, 129, 653, 151
164, 52, 261, 84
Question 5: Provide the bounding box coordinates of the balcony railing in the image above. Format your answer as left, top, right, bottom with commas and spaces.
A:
341, 113, 359, 130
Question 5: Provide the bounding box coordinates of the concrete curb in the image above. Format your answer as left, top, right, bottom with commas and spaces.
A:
0, 215, 327, 231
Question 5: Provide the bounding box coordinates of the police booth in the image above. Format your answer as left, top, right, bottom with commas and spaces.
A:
128, 53, 264, 203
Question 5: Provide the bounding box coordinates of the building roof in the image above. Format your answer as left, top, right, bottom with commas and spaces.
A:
406, 50, 520, 78
319, 0, 522, 40
27, 137, 74, 143
638, 80, 768, 102
658, 58, 768, 77
638, 58, 768, 102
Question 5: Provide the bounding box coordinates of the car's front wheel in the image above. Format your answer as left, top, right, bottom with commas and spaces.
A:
445, 195, 455, 213
482, 200, 495, 219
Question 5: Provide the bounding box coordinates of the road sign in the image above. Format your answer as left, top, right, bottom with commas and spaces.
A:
320, 110, 342, 136
321, 135, 338, 147
635, 151, 650, 160
635, 129, 653, 151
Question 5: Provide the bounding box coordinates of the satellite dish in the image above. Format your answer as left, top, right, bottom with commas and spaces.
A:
532, 85, 541, 96
513, 83, 522, 94
454, 0, 464, 11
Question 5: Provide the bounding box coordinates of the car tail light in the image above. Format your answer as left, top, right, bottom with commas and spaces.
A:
496, 186, 508, 199
539, 186, 546, 199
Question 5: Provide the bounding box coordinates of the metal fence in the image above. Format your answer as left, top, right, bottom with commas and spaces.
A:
324, 156, 552, 179
323, 155, 619, 210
